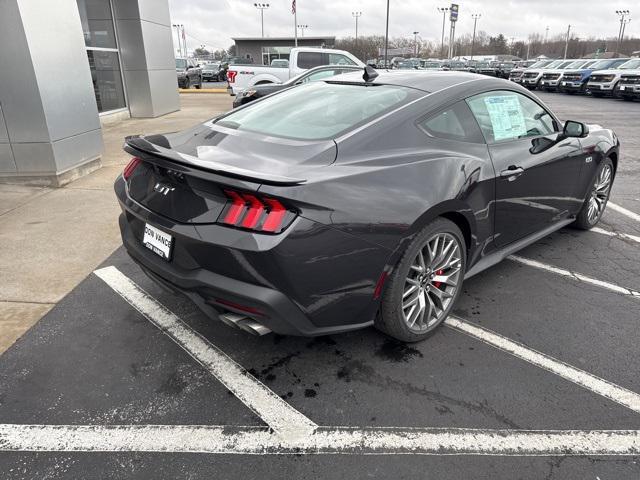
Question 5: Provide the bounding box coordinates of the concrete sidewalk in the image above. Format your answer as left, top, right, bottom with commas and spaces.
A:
0, 94, 234, 352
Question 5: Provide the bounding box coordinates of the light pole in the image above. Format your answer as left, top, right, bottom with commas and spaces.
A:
254, 3, 269, 38
448, 5, 459, 60
437, 7, 449, 59
297, 24, 308, 37
470, 14, 480, 60
413, 31, 419, 57
172, 24, 185, 57
616, 10, 631, 54
352, 11, 362, 57
563, 24, 571, 60
544, 26, 549, 44
172, 24, 181, 57
384, 0, 390, 68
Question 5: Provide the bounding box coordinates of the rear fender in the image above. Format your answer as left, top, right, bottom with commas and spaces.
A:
383, 200, 478, 278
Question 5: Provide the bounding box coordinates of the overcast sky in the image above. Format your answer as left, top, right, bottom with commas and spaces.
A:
168, 0, 637, 53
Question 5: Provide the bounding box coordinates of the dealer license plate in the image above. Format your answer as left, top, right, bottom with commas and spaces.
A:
143, 223, 173, 260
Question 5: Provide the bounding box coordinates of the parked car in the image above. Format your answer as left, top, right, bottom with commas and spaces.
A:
226, 47, 363, 95
495, 62, 516, 79
232, 64, 362, 108
447, 61, 469, 72
618, 72, 640, 101
270, 59, 290, 68
587, 58, 640, 97
560, 58, 629, 94
509, 60, 553, 84
202, 62, 223, 82
520, 59, 570, 90
176, 58, 202, 89
469, 61, 496, 76
422, 60, 444, 70
539, 59, 595, 92
116, 69, 618, 342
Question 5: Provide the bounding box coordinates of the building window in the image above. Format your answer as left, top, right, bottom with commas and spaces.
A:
261, 46, 293, 66
76, 0, 126, 113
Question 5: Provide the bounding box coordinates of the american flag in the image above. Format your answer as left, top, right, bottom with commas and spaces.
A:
291, 0, 296, 14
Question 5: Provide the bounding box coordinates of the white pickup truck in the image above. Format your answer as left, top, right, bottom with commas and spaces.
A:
226, 47, 364, 95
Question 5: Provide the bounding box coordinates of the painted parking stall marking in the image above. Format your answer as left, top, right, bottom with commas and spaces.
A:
508, 255, 640, 298
94, 266, 317, 439
445, 317, 640, 414
1, 424, 639, 456
608, 202, 640, 224
592, 226, 640, 245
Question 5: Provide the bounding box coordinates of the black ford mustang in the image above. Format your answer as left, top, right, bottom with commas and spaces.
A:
116, 68, 618, 342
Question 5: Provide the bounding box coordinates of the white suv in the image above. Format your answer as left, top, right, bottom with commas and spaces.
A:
586, 58, 640, 97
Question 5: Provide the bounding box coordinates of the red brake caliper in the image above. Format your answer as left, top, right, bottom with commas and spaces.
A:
433, 269, 444, 289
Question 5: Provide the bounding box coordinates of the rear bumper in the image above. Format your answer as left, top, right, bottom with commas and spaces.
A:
114, 176, 387, 336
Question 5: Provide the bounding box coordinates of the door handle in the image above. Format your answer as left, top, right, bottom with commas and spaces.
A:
500, 166, 525, 178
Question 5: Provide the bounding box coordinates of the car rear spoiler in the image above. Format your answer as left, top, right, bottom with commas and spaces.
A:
123, 135, 306, 186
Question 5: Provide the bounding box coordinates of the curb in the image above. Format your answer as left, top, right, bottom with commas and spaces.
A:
178, 88, 227, 94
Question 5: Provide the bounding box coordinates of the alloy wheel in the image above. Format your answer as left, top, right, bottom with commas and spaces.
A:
402, 232, 462, 332
587, 164, 612, 224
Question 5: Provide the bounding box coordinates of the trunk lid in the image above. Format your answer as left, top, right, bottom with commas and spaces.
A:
124, 122, 336, 224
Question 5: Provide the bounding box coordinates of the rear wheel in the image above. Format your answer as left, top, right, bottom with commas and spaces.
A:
573, 158, 613, 230
375, 218, 466, 342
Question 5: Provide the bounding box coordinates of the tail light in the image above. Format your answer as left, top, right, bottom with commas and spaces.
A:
219, 189, 296, 234
227, 70, 237, 83
123, 157, 142, 180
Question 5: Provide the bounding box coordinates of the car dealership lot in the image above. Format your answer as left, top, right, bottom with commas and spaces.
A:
1, 93, 640, 478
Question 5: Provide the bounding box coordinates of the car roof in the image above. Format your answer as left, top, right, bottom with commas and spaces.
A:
327, 70, 499, 94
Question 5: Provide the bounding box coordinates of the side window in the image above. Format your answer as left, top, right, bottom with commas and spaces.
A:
297, 52, 326, 69
418, 101, 484, 143
328, 53, 356, 66
466, 91, 556, 144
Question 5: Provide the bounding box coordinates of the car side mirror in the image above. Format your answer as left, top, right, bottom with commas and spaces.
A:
563, 120, 589, 138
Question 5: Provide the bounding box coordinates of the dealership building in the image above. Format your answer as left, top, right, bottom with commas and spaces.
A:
0, 0, 179, 186
233, 36, 336, 65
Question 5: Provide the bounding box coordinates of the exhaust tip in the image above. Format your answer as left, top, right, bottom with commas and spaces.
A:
237, 319, 272, 336
219, 312, 271, 336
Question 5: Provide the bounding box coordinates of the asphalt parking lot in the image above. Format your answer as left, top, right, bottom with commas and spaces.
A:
1, 91, 639, 479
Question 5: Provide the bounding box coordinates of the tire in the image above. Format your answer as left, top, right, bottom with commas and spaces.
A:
572, 157, 614, 230
195, 76, 202, 89
375, 218, 466, 342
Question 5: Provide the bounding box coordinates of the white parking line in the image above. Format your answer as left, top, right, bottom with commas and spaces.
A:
445, 317, 640, 414
94, 266, 317, 439
509, 255, 640, 298
591, 226, 640, 245
1, 424, 639, 456
608, 202, 640, 224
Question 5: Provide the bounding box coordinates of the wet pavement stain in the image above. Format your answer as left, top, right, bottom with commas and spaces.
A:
374, 339, 424, 363
335, 359, 521, 429
304, 389, 317, 398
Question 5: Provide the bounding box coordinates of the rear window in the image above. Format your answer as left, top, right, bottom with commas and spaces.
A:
216, 82, 417, 140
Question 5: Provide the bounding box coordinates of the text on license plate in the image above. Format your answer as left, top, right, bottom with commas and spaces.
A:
143, 223, 173, 260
